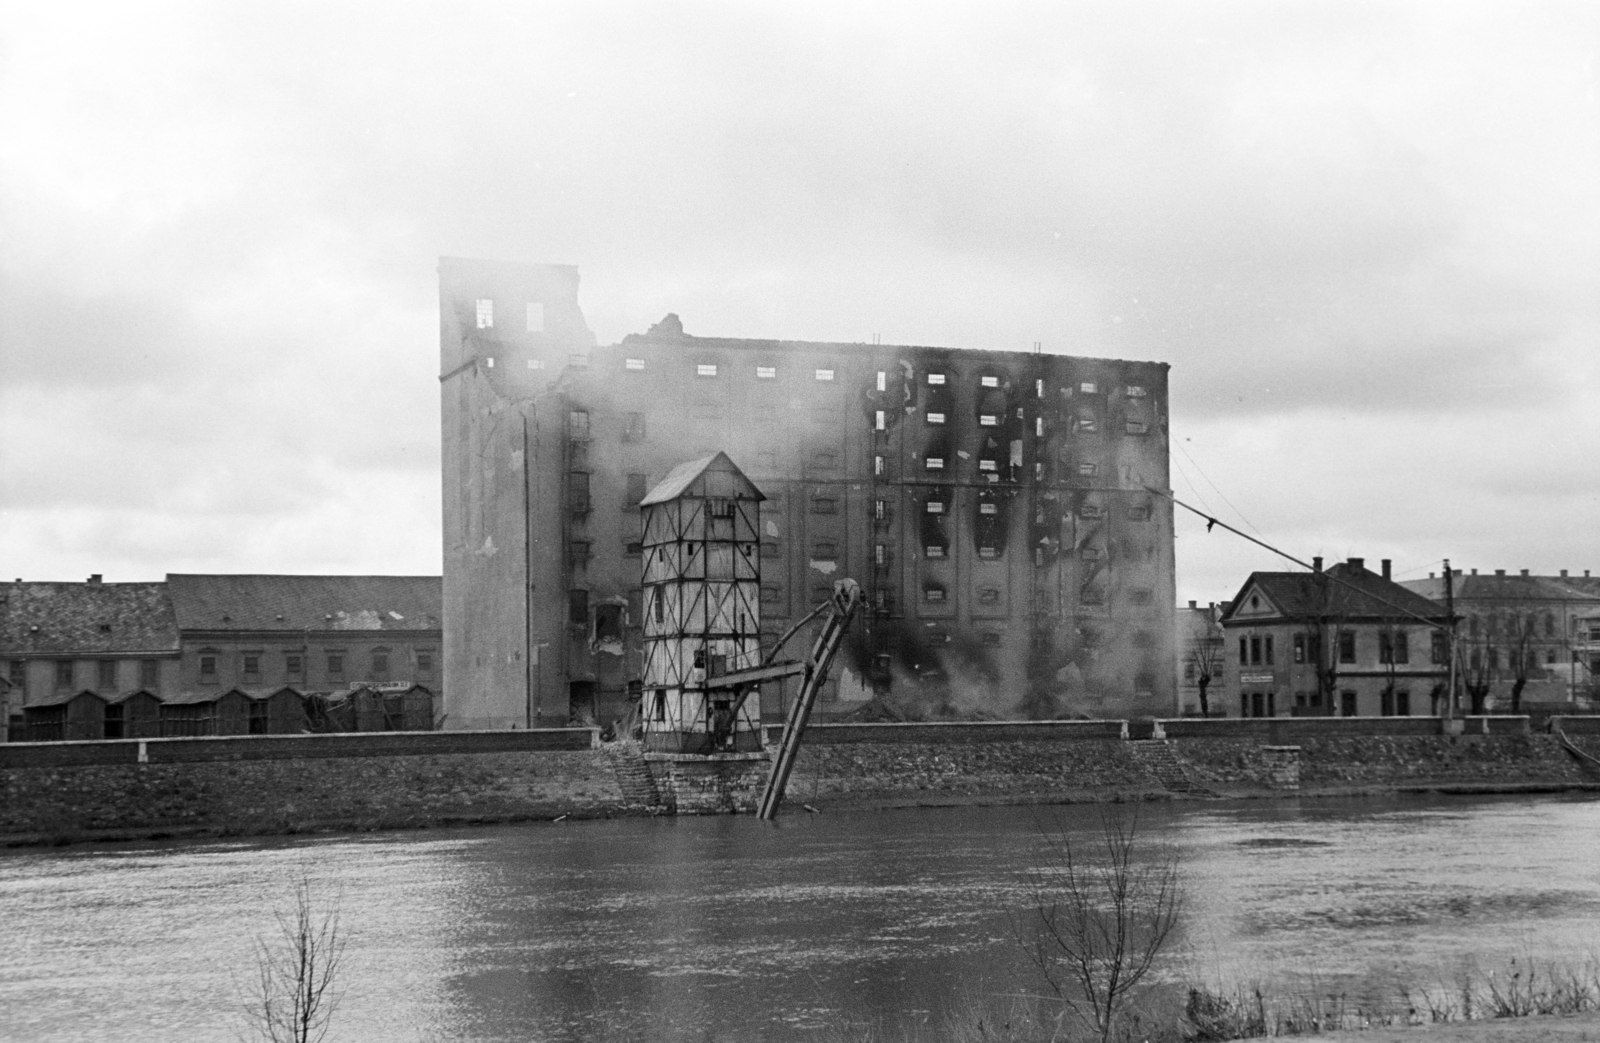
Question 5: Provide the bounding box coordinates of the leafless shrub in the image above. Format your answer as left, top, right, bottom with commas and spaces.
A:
1015, 809, 1184, 1043
242, 876, 345, 1043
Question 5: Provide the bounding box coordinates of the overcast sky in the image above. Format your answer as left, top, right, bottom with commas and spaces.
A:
2, 1, 1596, 604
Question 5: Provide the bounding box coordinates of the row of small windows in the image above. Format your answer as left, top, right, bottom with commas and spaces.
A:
1235, 631, 1449, 667
1243, 690, 1419, 718
690, 363, 836, 381
194, 650, 433, 680
616, 357, 1150, 400
11, 659, 166, 690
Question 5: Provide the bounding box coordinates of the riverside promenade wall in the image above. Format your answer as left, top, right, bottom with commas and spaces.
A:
3, 717, 1597, 845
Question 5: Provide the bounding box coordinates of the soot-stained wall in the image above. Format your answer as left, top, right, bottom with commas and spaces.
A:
441, 259, 1176, 730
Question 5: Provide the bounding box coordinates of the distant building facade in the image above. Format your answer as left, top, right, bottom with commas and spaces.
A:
1175, 600, 1225, 717
0, 576, 180, 740
1, 574, 442, 740
1220, 558, 1449, 718
1399, 568, 1600, 711
166, 574, 442, 705
440, 257, 1177, 730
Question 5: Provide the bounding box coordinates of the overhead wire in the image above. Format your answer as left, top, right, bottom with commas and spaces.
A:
1172, 437, 1266, 539
1147, 485, 1453, 632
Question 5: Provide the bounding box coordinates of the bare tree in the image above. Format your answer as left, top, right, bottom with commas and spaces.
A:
243, 877, 345, 1043
1505, 611, 1538, 715
1459, 636, 1494, 716
1016, 810, 1184, 1043
1311, 620, 1349, 716
1187, 622, 1223, 718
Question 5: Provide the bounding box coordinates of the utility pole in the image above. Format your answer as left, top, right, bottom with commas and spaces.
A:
1444, 559, 1457, 719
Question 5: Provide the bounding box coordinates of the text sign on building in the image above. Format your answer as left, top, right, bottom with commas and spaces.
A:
1240, 673, 1275, 685
346, 680, 414, 692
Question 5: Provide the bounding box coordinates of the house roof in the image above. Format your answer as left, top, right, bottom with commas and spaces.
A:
27, 688, 108, 708
639, 451, 765, 506
107, 688, 161, 705
162, 685, 307, 705
166, 575, 441, 633
1399, 573, 1600, 603
0, 581, 179, 655
1223, 561, 1447, 626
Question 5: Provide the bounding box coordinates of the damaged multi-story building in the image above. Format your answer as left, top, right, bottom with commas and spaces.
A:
439, 257, 1176, 730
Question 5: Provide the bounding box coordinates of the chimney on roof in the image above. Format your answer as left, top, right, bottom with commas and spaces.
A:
1381, 559, 1391, 581
1188, 600, 1197, 609
1313, 556, 1323, 573
87, 574, 102, 584
1521, 569, 1529, 577
1562, 570, 1569, 577
1588, 571, 1592, 578
1496, 569, 1506, 576
1429, 572, 1436, 579
1348, 557, 1364, 570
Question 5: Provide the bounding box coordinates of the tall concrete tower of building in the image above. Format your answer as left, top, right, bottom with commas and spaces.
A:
440, 258, 1176, 730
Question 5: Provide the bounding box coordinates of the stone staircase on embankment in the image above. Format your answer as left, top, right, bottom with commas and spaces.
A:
1127, 739, 1215, 796
606, 741, 662, 809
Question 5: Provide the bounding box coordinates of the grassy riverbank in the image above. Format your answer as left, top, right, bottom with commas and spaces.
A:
828, 959, 1600, 1043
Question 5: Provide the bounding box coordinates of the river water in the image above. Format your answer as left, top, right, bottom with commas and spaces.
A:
4, 794, 1600, 1042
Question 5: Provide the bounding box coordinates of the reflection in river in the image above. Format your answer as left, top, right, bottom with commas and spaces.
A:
4, 793, 1600, 1042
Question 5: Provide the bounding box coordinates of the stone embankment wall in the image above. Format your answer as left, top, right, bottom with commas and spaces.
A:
779, 722, 1155, 807
1167, 735, 1590, 790
4, 717, 1599, 846
0, 730, 619, 844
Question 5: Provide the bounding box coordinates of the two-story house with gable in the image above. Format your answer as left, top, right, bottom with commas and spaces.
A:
1221, 557, 1450, 717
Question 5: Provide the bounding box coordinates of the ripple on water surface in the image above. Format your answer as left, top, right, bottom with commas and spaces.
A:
6, 794, 1600, 1042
